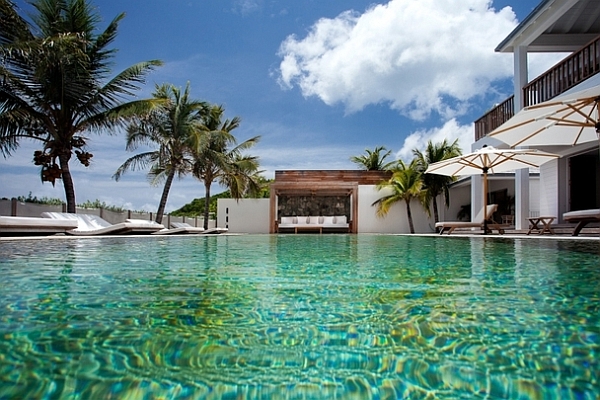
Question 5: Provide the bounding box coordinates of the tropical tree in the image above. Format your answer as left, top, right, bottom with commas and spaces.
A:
113, 83, 208, 224
0, 0, 162, 213
372, 159, 424, 234
350, 146, 396, 171
192, 105, 262, 229
413, 139, 462, 226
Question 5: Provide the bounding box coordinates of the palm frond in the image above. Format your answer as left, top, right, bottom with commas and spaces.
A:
112, 151, 157, 181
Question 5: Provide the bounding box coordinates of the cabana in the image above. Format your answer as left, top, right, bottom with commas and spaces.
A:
269, 170, 391, 233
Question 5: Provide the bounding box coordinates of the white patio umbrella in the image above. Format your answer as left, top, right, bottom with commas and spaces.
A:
487, 85, 600, 147
425, 146, 559, 232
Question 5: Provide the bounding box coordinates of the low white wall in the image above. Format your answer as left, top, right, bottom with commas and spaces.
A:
217, 198, 270, 233
357, 185, 435, 234
0, 199, 64, 217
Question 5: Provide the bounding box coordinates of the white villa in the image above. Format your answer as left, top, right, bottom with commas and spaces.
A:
218, 0, 600, 234
470, 0, 600, 230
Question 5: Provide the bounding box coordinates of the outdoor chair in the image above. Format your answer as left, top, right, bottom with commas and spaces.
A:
41, 212, 164, 235
435, 204, 505, 235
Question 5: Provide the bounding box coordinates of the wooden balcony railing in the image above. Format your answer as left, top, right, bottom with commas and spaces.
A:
475, 34, 600, 141
474, 96, 514, 142
524, 35, 600, 106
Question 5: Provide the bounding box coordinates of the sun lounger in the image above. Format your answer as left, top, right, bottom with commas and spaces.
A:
563, 209, 600, 236
436, 204, 505, 235
41, 212, 164, 235
153, 222, 228, 235
0, 215, 78, 236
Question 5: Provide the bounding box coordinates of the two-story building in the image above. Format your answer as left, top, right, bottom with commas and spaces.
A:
472, 0, 600, 230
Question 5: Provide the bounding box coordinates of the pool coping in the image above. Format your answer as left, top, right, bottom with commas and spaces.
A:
1, 232, 598, 242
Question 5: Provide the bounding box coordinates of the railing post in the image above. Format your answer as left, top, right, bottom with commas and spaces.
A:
11, 197, 17, 216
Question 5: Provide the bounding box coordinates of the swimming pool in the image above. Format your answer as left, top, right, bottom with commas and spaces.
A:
0, 234, 598, 399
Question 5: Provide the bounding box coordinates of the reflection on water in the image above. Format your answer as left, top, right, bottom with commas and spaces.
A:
0, 235, 598, 399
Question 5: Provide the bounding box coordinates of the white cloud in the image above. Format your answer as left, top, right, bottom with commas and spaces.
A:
528, 53, 568, 81
277, 0, 520, 119
233, 0, 262, 15
396, 118, 473, 161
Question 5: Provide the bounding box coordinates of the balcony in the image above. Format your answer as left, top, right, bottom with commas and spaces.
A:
475, 34, 600, 141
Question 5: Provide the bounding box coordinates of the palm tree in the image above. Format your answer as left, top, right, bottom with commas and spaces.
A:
413, 139, 461, 226
0, 0, 162, 213
113, 83, 208, 224
192, 105, 261, 229
350, 146, 396, 171
373, 159, 424, 234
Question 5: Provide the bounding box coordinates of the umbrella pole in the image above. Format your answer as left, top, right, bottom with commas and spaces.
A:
483, 171, 488, 234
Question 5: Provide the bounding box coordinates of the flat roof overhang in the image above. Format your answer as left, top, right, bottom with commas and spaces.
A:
496, 0, 600, 53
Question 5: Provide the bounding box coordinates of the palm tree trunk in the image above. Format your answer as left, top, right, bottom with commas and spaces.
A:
58, 153, 76, 213
432, 196, 440, 232
203, 181, 211, 230
405, 199, 415, 234
155, 170, 175, 224
432, 196, 440, 224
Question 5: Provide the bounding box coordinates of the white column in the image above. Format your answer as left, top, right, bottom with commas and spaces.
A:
515, 169, 530, 229
471, 176, 483, 221
514, 45, 529, 230
514, 46, 528, 110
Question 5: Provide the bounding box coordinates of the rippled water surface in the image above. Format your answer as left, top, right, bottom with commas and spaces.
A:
0, 235, 599, 399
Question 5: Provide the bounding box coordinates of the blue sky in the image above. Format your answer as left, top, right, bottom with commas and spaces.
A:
1, 0, 563, 212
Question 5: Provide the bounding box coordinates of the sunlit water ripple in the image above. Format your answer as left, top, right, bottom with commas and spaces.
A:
0, 234, 598, 399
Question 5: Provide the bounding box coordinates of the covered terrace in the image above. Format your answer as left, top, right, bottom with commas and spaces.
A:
269, 170, 391, 233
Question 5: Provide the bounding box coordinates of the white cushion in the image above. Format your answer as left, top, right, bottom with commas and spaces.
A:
280, 216, 294, 224
297, 216, 309, 224
335, 215, 347, 224
126, 219, 161, 226
322, 216, 335, 224
308, 216, 320, 224
171, 222, 194, 228
564, 209, 600, 219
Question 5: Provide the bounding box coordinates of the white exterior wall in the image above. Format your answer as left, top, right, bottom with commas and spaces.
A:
539, 160, 559, 218
217, 198, 270, 233
438, 184, 472, 222
357, 185, 434, 233
529, 178, 540, 216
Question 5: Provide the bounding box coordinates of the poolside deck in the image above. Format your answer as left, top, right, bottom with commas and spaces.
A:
415, 223, 600, 239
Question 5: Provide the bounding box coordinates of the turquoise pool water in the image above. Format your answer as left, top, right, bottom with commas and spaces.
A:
0, 234, 598, 399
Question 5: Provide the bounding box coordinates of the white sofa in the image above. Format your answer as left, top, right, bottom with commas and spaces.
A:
277, 215, 350, 233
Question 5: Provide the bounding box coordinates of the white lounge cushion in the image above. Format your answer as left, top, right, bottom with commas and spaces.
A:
296, 216, 309, 224
126, 219, 162, 226
563, 209, 600, 219
0, 216, 78, 234
41, 212, 164, 235
280, 216, 295, 224
171, 222, 196, 229
308, 216, 320, 224
335, 215, 347, 225
322, 216, 335, 225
